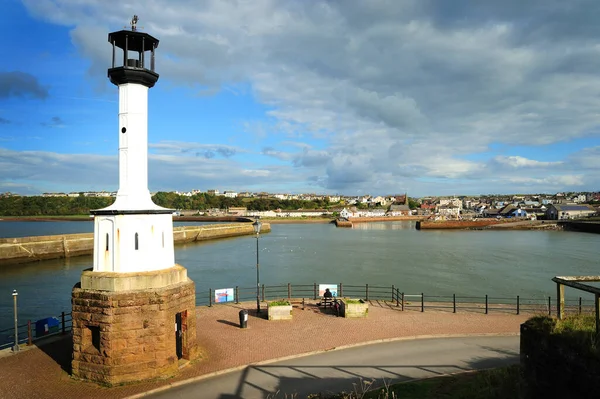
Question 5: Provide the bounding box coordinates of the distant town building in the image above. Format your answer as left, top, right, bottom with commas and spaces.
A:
545, 204, 597, 220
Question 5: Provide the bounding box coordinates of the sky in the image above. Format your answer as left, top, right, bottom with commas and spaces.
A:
1, 0, 600, 197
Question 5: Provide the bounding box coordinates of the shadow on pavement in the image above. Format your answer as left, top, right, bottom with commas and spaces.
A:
37, 334, 72, 374
208, 347, 520, 398
217, 319, 240, 328
214, 362, 474, 399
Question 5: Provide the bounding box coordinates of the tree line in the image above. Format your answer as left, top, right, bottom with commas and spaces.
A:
0, 192, 416, 216
0, 195, 114, 216
0, 193, 335, 216
152, 192, 331, 211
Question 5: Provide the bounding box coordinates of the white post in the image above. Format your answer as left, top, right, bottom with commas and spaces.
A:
12, 290, 19, 352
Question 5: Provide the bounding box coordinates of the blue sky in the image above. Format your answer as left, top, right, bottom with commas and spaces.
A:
1, 0, 600, 197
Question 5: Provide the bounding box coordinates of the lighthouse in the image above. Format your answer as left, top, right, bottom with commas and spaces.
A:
92, 16, 174, 273
71, 17, 198, 386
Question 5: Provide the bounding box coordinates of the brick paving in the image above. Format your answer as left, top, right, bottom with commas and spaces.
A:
0, 300, 532, 399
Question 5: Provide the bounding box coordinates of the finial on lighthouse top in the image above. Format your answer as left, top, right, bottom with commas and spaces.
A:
130, 15, 139, 31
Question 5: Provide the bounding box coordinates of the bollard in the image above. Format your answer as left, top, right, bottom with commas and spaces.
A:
453, 294, 456, 314
314, 283, 317, 300
421, 293, 424, 312
579, 297, 582, 315
287, 283, 291, 299
517, 295, 520, 315
209, 288, 212, 307
239, 309, 248, 329
485, 295, 488, 315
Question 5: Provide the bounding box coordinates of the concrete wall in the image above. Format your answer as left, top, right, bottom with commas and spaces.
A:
0, 222, 270, 266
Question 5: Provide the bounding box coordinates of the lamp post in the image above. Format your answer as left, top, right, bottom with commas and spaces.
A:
253, 218, 262, 313
12, 290, 19, 352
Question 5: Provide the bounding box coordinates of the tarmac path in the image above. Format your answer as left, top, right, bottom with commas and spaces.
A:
142, 336, 519, 399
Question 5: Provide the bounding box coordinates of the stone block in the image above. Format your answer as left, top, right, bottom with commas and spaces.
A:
267, 303, 293, 320
339, 298, 369, 318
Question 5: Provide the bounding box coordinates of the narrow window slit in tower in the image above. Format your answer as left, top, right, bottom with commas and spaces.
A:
135, 232, 139, 250
162, 232, 165, 248
106, 233, 109, 251
88, 325, 100, 352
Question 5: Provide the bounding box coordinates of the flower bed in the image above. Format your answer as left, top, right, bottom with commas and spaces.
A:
267, 300, 293, 320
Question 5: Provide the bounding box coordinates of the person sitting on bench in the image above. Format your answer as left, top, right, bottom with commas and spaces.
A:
323, 288, 333, 307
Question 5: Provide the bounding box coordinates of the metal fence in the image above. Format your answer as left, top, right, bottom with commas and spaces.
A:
199, 282, 598, 316
0, 312, 72, 351
3, 282, 597, 350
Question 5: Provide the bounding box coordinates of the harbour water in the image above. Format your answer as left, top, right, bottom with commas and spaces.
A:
1, 220, 599, 332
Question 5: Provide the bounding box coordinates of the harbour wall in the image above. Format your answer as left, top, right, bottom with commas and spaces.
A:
335, 216, 425, 227
417, 219, 511, 230
559, 220, 600, 234
0, 222, 269, 266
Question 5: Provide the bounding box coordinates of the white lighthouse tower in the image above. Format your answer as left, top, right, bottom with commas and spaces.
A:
71, 17, 198, 386
92, 17, 174, 273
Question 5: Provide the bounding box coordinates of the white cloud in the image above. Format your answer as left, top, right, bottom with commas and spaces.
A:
493, 156, 563, 168
16, 0, 600, 195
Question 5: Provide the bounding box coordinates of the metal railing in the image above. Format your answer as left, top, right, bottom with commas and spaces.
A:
0, 312, 72, 350
4, 283, 596, 348
199, 282, 598, 317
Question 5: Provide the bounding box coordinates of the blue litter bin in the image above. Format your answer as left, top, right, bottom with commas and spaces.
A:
35, 317, 60, 338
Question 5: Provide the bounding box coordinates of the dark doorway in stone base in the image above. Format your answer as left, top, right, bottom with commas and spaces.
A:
175, 312, 183, 359
175, 310, 189, 360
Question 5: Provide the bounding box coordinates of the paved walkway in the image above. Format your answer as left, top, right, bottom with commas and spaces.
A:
0, 300, 531, 399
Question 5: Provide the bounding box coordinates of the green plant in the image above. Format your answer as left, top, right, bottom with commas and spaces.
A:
344, 298, 363, 304
527, 314, 600, 354
269, 300, 291, 307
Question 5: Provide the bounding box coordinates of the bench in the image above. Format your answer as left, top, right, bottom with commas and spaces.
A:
321, 296, 334, 308
319, 297, 340, 316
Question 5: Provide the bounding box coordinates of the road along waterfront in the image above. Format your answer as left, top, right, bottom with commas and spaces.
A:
1, 221, 599, 332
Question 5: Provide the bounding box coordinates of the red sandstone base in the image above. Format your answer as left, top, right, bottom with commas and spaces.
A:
71, 279, 198, 386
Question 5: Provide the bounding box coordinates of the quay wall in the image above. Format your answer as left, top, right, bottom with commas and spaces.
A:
559, 220, 600, 234
349, 216, 425, 223
0, 222, 269, 266
417, 219, 508, 230
335, 216, 425, 227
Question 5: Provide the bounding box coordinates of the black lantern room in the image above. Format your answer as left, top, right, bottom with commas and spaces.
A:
108, 16, 160, 88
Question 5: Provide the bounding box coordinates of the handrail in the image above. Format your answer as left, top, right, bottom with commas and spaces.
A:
5, 281, 597, 348
0, 311, 73, 350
